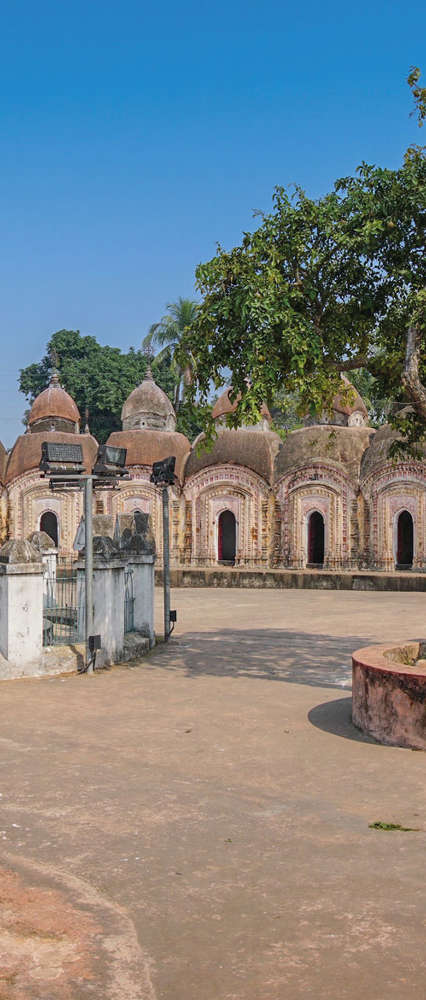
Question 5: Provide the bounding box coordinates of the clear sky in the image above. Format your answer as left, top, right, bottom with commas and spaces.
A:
0, 0, 424, 445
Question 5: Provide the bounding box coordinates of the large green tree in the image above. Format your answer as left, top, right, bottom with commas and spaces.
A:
19, 329, 176, 443
179, 72, 425, 451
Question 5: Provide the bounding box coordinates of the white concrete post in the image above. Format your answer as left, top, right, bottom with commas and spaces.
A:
26, 532, 58, 609
76, 548, 125, 667
116, 511, 156, 647
127, 553, 156, 646
42, 547, 58, 608
92, 558, 125, 666
0, 541, 44, 669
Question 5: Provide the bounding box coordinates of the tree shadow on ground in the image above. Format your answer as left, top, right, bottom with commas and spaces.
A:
148, 628, 374, 690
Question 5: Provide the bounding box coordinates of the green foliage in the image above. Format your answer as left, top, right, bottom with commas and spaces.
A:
175, 397, 212, 442
334, 148, 425, 453
19, 330, 178, 443
347, 369, 392, 428
369, 821, 419, 831
180, 183, 373, 431
142, 297, 199, 410
408, 66, 426, 126
179, 72, 425, 451
269, 389, 304, 434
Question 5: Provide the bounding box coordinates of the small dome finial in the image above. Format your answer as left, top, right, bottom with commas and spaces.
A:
145, 364, 154, 381
50, 370, 60, 387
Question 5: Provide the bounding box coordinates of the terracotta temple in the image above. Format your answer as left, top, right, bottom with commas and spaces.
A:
1, 369, 425, 572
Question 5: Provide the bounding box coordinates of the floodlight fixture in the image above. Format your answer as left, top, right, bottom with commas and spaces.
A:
93, 444, 128, 477
40, 441, 84, 474
150, 456, 176, 486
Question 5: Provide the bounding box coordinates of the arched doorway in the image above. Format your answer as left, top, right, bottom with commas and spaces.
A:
218, 510, 236, 564
396, 510, 413, 569
307, 511, 324, 567
40, 511, 59, 547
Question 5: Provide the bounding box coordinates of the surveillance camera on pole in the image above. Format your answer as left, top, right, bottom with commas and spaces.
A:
150, 456, 177, 641
40, 441, 129, 672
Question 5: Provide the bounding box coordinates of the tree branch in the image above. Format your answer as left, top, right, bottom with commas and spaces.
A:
332, 356, 372, 371
402, 325, 426, 422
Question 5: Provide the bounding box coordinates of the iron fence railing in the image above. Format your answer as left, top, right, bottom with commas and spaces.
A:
43, 559, 80, 646
124, 567, 135, 633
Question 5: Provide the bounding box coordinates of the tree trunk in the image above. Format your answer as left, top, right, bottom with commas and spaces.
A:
174, 372, 183, 412
402, 325, 426, 422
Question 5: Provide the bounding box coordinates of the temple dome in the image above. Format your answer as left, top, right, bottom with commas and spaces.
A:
305, 376, 369, 428
0, 440, 7, 485
106, 429, 190, 483
28, 373, 80, 433
360, 423, 426, 482
121, 367, 176, 432
184, 428, 281, 485
212, 387, 272, 430
6, 431, 98, 484
332, 376, 369, 425
275, 425, 375, 485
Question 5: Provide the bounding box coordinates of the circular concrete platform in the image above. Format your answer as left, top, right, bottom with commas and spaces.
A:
352, 642, 426, 749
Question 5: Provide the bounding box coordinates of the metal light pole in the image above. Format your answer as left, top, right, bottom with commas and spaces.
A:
150, 456, 177, 642
84, 475, 94, 672
162, 486, 170, 642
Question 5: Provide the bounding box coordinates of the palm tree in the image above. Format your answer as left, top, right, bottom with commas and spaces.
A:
142, 297, 198, 409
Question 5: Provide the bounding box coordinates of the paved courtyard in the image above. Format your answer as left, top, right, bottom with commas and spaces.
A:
0, 588, 425, 999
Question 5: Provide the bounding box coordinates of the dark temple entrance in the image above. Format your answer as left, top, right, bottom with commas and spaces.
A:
396, 510, 414, 569
307, 511, 325, 567
218, 510, 236, 564
40, 511, 59, 547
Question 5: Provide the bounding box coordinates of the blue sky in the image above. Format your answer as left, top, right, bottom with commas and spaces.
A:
0, 0, 424, 445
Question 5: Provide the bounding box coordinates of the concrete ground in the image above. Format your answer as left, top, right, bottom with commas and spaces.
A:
0, 588, 425, 1000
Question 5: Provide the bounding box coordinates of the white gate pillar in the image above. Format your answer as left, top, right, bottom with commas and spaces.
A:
0, 540, 44, 670
127, 553, 156, 646
27, 531, 58, 607
117, 511, 156, 647
77, 537, 125, 667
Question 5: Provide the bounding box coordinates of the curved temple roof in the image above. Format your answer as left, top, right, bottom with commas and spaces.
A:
6, 432, 98, 484
184, 428, 281, 485
107, 429, 190, 482
121, 366, 176, 432
28, 372, 80, 430
212, 387, 272, 425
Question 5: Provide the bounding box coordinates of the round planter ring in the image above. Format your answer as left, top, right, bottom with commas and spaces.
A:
352, 642, 426, 750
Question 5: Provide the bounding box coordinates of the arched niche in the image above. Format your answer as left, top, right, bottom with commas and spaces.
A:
218, 510, 236, 564
40, 510, 59, 547
307, 510, 325, 567
396, 510, 414, 569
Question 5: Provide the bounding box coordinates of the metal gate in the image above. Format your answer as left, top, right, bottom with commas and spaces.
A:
124, 567, 135, 633
43, 559, 80, 646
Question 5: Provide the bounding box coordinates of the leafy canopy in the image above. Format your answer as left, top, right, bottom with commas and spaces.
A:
179, 70, 425, 451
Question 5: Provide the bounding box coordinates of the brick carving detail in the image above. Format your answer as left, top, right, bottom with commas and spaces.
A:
4, 450, 426, 572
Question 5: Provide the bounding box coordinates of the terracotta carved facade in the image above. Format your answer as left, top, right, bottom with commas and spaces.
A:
1, 370, 425, 572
